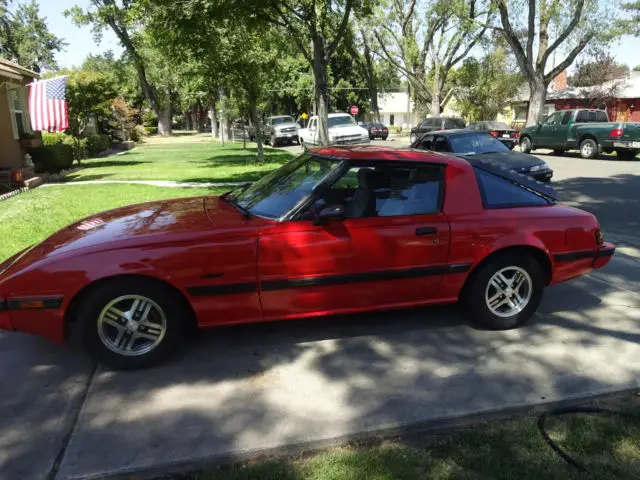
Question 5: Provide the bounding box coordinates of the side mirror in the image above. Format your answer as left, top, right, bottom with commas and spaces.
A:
313, 205, 345, 225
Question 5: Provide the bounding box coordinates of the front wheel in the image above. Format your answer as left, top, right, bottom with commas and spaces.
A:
579, 138, 598, 159
271, 135, 279, 148
520, 136, 533, 153
79, 278, 191, 369
462, 253, 545, 330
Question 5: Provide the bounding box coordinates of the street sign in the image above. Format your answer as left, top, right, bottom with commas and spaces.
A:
301, 113, 308, 119
350, 105, 359, 115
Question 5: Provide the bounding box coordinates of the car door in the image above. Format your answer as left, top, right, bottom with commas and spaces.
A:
538, 112, 564, 146
307, 118, 318, 145
554, 111, 574, 148
258, 162, 451, 320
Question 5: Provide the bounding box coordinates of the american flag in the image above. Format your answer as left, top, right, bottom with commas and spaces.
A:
28, 76, 69, 133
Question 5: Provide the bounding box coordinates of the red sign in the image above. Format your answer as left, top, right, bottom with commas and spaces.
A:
350, 105, 359, 115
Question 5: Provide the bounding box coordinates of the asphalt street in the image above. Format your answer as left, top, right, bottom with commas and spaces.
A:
1, 140, 639, 480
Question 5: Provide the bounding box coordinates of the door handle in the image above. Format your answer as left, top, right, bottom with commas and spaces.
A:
415, 227, 437, 236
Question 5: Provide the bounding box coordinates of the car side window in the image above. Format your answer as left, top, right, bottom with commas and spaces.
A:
309, 119, 316, 129
561, 111, 573, 124
575, 110, 589, 123
433, 137, 449, 152
417, 134, 434, 150
596, 111, 608, 122
420, 119, 430, 128
309, 164, 444, 219
475, 169, 549, 208
543, 112, 561, 126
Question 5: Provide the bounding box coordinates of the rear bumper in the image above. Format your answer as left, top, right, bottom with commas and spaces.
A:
550, 242, 615, 284
612, 141, 640, 152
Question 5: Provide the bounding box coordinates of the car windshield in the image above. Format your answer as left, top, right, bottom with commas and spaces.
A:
232, 153, 341, 219
448, 133, 510, 155
328, 116, 357, 128
480, 122, 510, 130
271, 116, 294, 125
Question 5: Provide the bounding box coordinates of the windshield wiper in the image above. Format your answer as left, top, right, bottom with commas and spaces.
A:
220, 192, 252, 219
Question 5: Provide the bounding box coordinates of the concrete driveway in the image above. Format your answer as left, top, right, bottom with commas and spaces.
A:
1, 150, 639, 480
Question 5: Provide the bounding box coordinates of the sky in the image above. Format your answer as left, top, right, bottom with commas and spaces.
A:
40, 0, 640, 71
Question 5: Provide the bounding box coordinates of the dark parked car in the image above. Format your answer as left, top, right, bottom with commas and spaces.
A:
359, 121, 389, 140
410, 117, 466, 144
466, 121, 520, 149
411, 129, 553, 182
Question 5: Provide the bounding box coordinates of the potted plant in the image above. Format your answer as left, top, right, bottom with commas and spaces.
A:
19, 132, 42, 149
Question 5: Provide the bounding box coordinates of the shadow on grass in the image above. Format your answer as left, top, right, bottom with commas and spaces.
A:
60, 173, 115, 182
79, 160, 151, 169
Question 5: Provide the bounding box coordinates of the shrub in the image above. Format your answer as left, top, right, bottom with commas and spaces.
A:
42, 132, 68, 146
130, 125, 145, 142
86, 134, 111, 156
142, 111, 158, 127
144, 126, 158, 135
388, 125, 402, 134
29, 145, 74, 173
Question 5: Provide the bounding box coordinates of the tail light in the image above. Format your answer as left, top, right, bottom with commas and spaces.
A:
609, 128, 623, 138
489, 131, 498, 137
595, 229, 604, 245
513, 132, 520, 138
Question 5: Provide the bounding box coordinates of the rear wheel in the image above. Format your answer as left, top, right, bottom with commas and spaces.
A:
79, 278, 191, 369
579, 138, 598, 159
552, 149, 564, 156
520, 136, 533, 153
462, 252, 544, 330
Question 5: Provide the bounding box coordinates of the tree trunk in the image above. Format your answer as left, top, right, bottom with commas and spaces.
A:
157, 107, 172, 135
431, 70, 441, 115
184, 110, 193, 131
210, 97, 218, 138
527, 77, 547, 126
198, 105, 206, 132
251, 102, 264, 163
313, 36, 330, 146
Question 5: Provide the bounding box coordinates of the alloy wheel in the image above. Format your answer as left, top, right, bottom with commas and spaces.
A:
484, 266, 532, 318
97, 295, 167, 356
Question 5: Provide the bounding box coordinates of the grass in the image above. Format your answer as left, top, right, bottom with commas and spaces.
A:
0, 184, 226, 262
62, 142, 294, 184
195, 394, 640, 480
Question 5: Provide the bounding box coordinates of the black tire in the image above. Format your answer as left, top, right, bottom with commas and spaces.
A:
520, 136, 533, 153
462, 252, 545, 330
271, 135, 279, 148
579, 138, 598, 159
616, 150, 636, 160
78, 278, 191, 370
552, 149, 564, 156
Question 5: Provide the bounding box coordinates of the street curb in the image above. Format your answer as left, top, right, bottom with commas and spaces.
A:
58, 384, 639, 480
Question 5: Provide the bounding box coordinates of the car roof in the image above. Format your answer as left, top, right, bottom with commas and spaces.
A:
328, 113, 352, 117
269, 115, 294, 119
420, 129, 474, 137
309, 145, 469, 167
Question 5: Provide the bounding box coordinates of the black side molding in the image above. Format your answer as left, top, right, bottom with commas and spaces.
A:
187, 283, 257, 297
552, 247, 615, 262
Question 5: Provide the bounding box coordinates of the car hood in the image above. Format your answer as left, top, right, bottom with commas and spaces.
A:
273, 122, 298, 130
3, 196, 259, 275
329, 125, 368, 136
467, 151, 547, 169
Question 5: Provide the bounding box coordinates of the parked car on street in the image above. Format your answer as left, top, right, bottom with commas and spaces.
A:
410, 116, 466, 144
466, 121, 520, 149
359, 121, 389, 140
411, 130, 553, 182
262, 115, 299, 147
520, 109, 640, 159
0, 146, 613, 369
298, 113, 370, 149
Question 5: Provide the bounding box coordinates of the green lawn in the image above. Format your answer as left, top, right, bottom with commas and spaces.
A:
62, 142, 294, 184
197, 395, 640, 480
0, 184, 225, 262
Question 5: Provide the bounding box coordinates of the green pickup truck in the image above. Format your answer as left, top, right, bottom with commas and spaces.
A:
519, 109, 640, 160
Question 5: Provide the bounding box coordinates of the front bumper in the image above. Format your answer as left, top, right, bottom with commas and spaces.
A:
0, 301, 13, 331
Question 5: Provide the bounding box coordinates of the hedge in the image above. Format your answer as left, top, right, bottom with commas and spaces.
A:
388, 125, 403, 134
29, 145, 74, 173
86, 134, 111, 156
41, 132, 111, 160
144, 126, 158, 135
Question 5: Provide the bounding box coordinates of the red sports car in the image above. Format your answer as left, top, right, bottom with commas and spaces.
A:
0, 147, 614, 369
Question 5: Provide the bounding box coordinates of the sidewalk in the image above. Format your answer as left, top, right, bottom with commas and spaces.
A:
49, 233, 640, 480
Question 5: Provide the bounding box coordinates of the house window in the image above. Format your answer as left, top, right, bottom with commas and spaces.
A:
514, 106, 527, 122
7, 86, 30, 139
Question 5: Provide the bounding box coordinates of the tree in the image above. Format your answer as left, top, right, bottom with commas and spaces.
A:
0, 0, 66, 72
66, 70, 117, 162
619, 1, 640, 36
496, 0, 622, 126
374, 0, 493, 116
569, 55, 629, 87
66, 1, 173, 135
454, 48, 522, 121
81, 51, 143, 108
635, 65, 640, 72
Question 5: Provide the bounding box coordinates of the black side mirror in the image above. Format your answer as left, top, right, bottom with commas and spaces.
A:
313, 205, 345, 225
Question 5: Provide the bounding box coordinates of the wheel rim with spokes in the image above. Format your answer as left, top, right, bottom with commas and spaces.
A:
484, 266, 533, 318
582, 142, 594, 157
97, 295, 167, 356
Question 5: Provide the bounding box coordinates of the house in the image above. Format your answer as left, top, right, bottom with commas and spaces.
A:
376, 92, 416, 128
0, 58, 41, 186
500, 71, 640, 127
